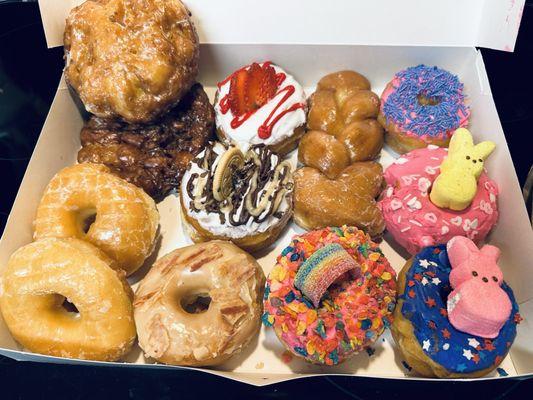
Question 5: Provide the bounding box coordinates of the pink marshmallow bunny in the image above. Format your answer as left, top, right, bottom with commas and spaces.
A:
446, 236, 511, 338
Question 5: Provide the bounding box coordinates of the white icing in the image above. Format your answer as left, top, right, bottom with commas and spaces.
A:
181, 143, 292, 239
214, 63, 306, 152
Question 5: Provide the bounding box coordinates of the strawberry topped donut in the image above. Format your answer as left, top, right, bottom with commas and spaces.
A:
215, 62, 307, 155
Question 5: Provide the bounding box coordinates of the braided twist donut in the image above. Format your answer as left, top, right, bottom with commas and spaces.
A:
302, 70, 384, 178
0, 238, 136, 361
294, 71, 385, 236
34, 163, 159, 276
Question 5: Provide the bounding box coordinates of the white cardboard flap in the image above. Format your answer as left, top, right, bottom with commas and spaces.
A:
38, 0, 524, 51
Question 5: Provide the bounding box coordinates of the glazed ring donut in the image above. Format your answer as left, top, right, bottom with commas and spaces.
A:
392, 244, 519, 378
378, 146, 498, 255
134, 241, 265, 366
263, 226, 396, 365
0, 238, 136, 361
34, 163, 159, 276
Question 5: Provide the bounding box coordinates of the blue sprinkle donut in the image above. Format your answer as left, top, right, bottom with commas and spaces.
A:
378, 65, 470, 154
391, 244, 520, 378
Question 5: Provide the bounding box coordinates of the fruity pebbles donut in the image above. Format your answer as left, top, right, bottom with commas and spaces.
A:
378, 65, 470, 154
379, 146, 499, 255
262, 226, 396, 365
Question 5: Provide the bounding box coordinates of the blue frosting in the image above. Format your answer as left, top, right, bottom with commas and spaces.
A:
383, 65, 469, 138
401, 244, 519, 374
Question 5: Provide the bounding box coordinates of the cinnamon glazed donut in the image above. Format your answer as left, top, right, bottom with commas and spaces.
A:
134, 241, 265, 366
180, 142, 293, 252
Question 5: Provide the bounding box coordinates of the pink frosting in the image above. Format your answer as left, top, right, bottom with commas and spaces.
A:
378, 146, 499, 255
380, 78, 469, 141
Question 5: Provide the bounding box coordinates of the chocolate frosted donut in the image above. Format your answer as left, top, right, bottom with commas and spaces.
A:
78, 84, 215, 200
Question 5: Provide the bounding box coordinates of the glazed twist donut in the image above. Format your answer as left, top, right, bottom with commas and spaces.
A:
34, 163, 159, 276
0, 238, 136, 361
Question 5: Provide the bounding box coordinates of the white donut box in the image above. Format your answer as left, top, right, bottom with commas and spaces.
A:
0, 0, 531, 386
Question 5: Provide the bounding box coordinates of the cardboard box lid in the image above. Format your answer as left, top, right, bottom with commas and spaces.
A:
39, 0, 524, 51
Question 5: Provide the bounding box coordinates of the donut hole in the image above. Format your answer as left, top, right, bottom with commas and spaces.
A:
52, 294, 80, 317
77, 207, 97, 234
180, 292, 212, 314
417, 92, 441, 106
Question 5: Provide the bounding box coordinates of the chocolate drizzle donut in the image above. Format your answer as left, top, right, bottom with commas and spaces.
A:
185, 144, 292, 227
180, 142, 294, 246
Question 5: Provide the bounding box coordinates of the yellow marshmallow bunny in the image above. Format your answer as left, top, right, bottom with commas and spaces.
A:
430, 128, 495, 211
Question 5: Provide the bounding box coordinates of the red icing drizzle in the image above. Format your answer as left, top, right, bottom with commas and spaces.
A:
217, 62, 305, 139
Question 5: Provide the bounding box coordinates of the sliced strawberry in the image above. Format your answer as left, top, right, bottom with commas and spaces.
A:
228, 69, 249, 116
228, 62, 279, 116
246, 63, 278, 109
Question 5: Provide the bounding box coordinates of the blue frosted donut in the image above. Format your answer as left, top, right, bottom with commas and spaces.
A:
392, 244, 520, 377
379, 65, 470, 152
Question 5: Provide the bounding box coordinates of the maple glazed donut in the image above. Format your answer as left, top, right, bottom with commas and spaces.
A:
0, 238, 136, 361
34, 163, 159, 276
180, 142, 294, 252
378, 145, 498, 255
378, 65, 470, 154
134, 241, 265, 366
214, 61, 307, 155
263, 226, 396, 365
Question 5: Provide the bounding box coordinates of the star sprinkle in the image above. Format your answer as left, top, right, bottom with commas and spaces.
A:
472, 353, 480, 364
442, 328, 451, 339
425, 297, 436, 308
422, 339, 431, 352
457, 363, 467, 372
468, 338, 480, 349
432, 277, 441, 285
421, 277, 429, 286
419, 259, 430, 268
462, 349, 473, 360
484, 340, 495, 352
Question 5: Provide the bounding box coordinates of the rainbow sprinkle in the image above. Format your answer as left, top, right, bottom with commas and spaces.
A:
294, 243, 359, 307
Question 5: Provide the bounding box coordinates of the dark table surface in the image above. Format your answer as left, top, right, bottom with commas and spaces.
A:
1, 1, 532, 399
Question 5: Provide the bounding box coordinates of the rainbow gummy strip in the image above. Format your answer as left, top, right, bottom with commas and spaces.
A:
294, 243, 360, 308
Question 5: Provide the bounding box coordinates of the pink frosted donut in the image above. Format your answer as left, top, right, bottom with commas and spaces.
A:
378, 145, 499, 255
